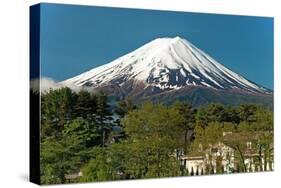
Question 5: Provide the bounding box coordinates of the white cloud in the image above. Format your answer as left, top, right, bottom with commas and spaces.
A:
30, 77, 89, 93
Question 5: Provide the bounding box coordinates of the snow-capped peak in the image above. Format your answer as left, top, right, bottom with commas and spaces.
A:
62, 36, 270, 93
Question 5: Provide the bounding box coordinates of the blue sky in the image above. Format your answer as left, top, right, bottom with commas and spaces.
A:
40, 3, 274, 89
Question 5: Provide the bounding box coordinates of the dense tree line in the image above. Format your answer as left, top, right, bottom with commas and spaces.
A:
39, 87, 273, 184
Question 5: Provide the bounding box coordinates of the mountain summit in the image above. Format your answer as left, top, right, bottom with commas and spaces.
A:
62, 37, 272, 106
63, 37, 269, 93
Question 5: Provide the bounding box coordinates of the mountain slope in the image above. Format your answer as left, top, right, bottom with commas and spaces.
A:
62, 36, 272, 106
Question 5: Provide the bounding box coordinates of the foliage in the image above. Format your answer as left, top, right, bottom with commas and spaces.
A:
40, 88, 274, 184
121, 103, 183, 178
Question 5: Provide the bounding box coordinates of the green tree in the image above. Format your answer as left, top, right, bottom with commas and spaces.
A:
81, 148, 112, 182
190, 167, 194, 176
41, 87, 76, 138
63, 117, 101, 149
236, 104, 258, 123
192, 122, 225, 151
121, 103, 183, 178
195, 168, 199, 176
114, 97, 137, 140
40, 135, 83, 184
41, 117, 101, 184
172, 101, 196, 155
216, 156, 224, 174
195, 103, 229, 128
73, 90, 96, 119
94, 92, 113, 148
115, 97, 137, 118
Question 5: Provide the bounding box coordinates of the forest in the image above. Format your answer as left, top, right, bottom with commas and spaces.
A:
38, 87, 273, 184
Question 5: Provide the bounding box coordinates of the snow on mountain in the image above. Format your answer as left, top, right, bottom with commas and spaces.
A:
62, 36, 270, 94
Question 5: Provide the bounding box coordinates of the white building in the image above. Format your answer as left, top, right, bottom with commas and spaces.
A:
181, 141, 273, 175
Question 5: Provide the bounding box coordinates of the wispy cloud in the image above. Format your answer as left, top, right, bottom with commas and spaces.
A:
30, 77, 89, 93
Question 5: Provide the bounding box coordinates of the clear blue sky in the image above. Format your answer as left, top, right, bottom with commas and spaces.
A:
40, 3, 273, 89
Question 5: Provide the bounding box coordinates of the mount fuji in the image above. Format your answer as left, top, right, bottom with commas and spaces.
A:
62, 37, 272, 106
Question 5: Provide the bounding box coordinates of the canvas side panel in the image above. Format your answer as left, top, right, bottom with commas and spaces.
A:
30, 4, 41, 185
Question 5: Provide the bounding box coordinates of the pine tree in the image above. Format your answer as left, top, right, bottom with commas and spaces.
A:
185, 167, 189, 176
41, 87, 76, 139
114, 97, 137, 140
115, 97, 136, 118
190, 167, 194, 176
205, 164, 210, 175
255, 163, 259, 172
210, 166, 215, 174
195, 168, 199, 176
172, 101, 196, 155
237, 163, 241, 173
73, 90, 96, 119
216, 156, 223, 174
95, 92, 113, 148
63, 117, 101, 148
